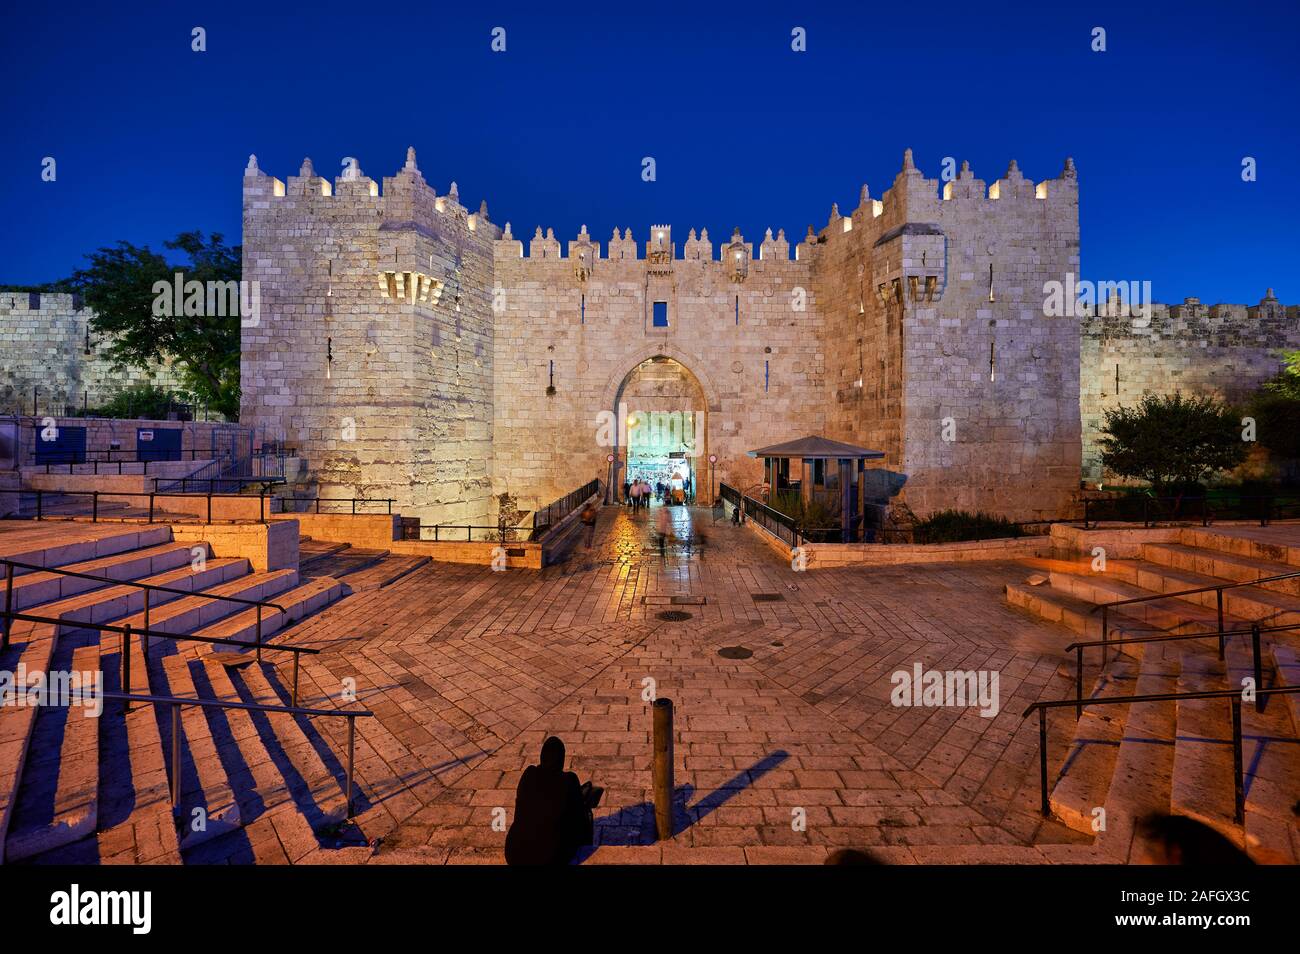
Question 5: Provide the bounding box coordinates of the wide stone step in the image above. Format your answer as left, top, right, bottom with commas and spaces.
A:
155, 654, 242, 849
1223, 637, 1300, 863
1169, 644, 1243, 848
195, 577, 344, 653
89, 621, 182, 864
111, 569, 300, 641
1179, 526, 1300, 569
1270, 642, 1300, 732
1110, 558, 1300, 627
1007, 579, 1158, 641
178, 660, 345, 863
1143, 542, 1300, 597
0, 524, 173, 575
4, 642, 101, 862
1048, 569, 1252, 636
0, 623, 60, 864
1048, 648, 1143, 834
8, 541, 205, 611
235, 663, 350, 830
338, 555, 429, 592
1094, 641, 1180, 860
32, 558, 251, 634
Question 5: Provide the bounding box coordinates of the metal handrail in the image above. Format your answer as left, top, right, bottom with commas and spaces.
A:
22, 487, 275, 524
1, 607, 312, 706
533, 478, 601, 533
2, 556, 287, 675
59, 688, 372, 818
1060, 619, 1300, 721
273, 496, 396, 516
1090, 566, 1300, 662
1022, 685, 1299, 827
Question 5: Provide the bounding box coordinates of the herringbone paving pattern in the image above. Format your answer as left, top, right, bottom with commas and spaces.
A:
239, 504, 1091, 863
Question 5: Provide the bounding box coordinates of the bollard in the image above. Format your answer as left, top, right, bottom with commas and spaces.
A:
652, 697, 674, 841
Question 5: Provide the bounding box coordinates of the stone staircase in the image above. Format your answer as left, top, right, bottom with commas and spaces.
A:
1007, 525, 1300, 861
0, 522, 370, 864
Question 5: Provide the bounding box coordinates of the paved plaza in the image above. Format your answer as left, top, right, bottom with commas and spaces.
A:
179, 504, 1096, 865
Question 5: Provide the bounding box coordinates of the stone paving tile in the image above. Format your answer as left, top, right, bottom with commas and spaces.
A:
210, 504, 1087, 863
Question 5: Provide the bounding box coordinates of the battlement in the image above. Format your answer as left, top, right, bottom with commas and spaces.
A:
1083, 288, 1297, 338
813, 150, 1078, 250
494, 221, 814, 264
0, 291, 86, 313
241, 147, 499, 240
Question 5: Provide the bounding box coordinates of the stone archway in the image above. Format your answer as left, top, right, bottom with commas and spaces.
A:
604, 349, 716, 504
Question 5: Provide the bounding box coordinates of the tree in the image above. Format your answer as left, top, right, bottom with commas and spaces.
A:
68, 231, 242, 420
1098, 393, 1248, 493
1264, 349, 1300, 400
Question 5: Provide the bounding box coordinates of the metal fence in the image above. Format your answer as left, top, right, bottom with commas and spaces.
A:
532, 478, 601, 535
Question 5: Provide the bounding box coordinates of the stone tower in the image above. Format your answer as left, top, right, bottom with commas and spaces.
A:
241, 150, 498, 524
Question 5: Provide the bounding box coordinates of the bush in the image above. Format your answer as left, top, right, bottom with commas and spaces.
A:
769, 490, 841, 529
1099, 393, 1248, 492
913, 509, 1025, 543
71, 383, 191, 421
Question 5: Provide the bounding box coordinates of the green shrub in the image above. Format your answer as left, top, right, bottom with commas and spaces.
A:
913, 509, 1025, 543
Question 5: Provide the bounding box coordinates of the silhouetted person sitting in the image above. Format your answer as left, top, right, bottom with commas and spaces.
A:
1133, 813, 1254, 865
505, 736, 600, 865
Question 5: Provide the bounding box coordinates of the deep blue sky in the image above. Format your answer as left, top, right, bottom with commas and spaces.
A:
2, 0, 1297, 303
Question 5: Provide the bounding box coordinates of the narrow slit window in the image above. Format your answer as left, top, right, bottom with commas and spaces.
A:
735, 295, 739, 325
580, 293, 585, 324
987, 263, 995, 303
989, 341, 996, 382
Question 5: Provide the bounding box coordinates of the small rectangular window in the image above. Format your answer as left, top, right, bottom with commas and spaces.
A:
652, 301, 669, 327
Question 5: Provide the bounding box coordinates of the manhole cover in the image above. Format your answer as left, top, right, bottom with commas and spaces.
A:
717, 646, 753, 659
751, 593, 784, 602
657, 610, 693, 622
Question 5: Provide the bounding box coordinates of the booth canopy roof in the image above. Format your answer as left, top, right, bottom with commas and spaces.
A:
747, 435, 886, 460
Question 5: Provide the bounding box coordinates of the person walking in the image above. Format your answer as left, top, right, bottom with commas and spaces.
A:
630, 479, 643, 512
655, 503, 673, 558
580, 501, 598, 548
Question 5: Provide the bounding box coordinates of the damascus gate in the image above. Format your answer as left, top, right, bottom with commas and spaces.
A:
239, 147, 1083, 527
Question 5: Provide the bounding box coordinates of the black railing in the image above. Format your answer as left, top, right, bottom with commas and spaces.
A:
719, 482, 801, 546
20, 488, 276, 524
1091, 567, 1300, 664
272, 496, 395, 516
1, 607, 310, 706
1, 557, 286, 667
153, 476, 285, 494
1023, 685, 1300, 827
1063, 620, 1300, 721
532, 478, 601, 535
1082, 492, 1300, 529
422, 524, 532, 543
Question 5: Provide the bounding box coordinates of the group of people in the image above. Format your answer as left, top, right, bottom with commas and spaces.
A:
623, 478, 654, 510
622, 472, 692, 508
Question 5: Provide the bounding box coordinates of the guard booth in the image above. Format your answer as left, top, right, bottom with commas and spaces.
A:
748, 435, 885, 543
136, 426, 182, 462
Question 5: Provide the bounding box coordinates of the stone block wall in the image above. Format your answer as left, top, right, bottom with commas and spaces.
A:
0, 292, 186, 415
813, 152, 1083, 521
1080, 292, 1299, 479
491, 222, 824, 511
240, 150, 498, 526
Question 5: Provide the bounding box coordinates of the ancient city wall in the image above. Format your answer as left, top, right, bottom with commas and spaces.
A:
0, 292, 185, 415
1081, 292, 1299, 479
492, 223, 825, 511
813, 152, 1083, 521
240, 150, 498, 526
